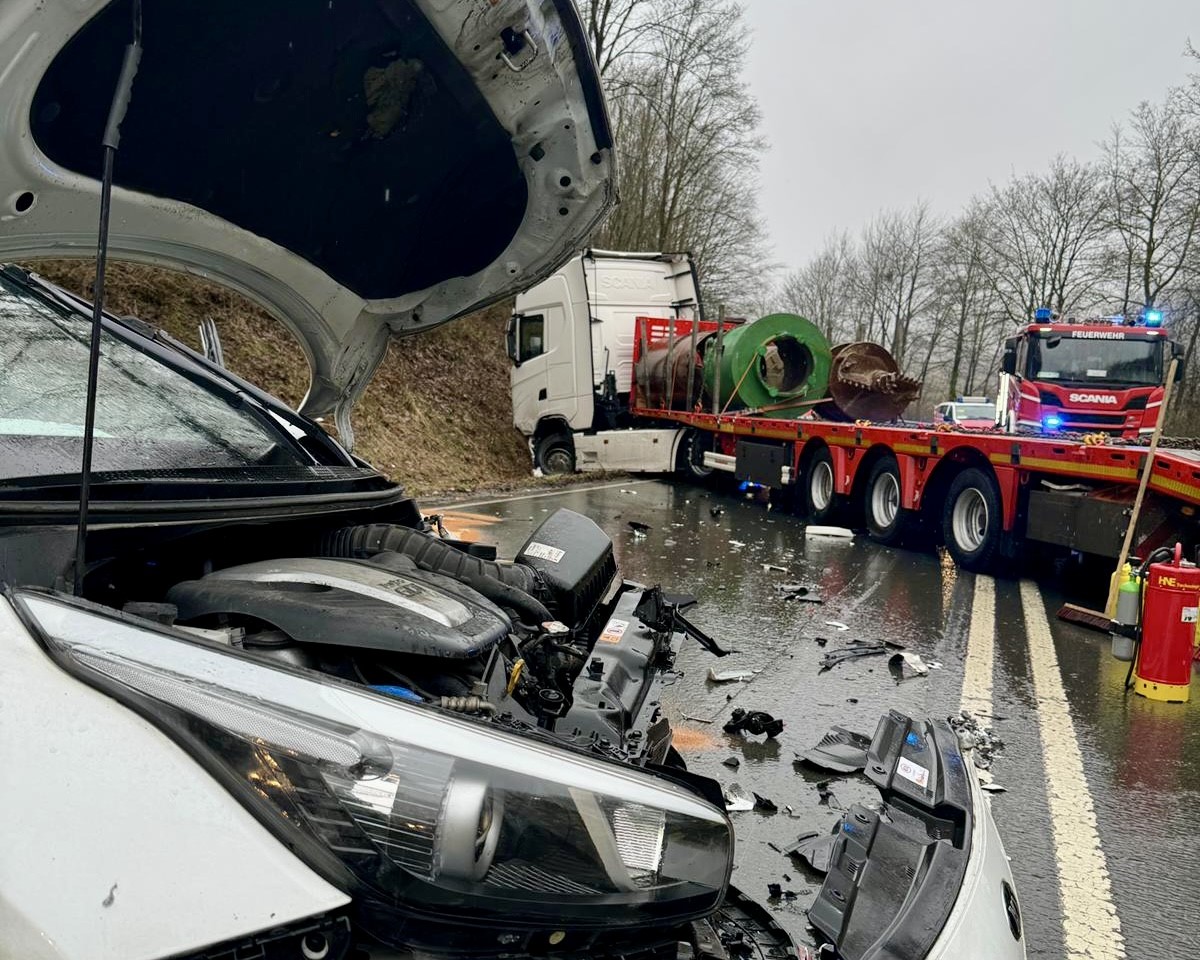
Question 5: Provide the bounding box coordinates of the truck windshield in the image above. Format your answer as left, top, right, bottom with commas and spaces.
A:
0, 272, 306, 482
1027, 335, 1162, 386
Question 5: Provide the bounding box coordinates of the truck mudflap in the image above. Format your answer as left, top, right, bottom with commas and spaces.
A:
809, 711, 1021, 960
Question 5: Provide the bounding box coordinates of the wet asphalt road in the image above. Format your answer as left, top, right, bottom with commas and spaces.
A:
438, 478, 1200, 960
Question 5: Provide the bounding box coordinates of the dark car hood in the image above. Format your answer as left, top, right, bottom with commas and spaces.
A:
0, 0, 613, 441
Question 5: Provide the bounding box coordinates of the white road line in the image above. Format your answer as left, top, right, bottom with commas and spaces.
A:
1019, 579, 1125, 960
961, 574, 995, 716
433, 478, 657, 511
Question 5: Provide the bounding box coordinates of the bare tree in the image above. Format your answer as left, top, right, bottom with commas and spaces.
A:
1103, 93, 1200, 312
780, 233, 855, 339
579, 0, 659, 77
584, 0, 771, 305
982, 157, 1109, 324
847, 204, 937, 366
930, 203, 1001, 397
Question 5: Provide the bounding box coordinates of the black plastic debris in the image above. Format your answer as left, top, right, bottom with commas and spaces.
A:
753, 792, 778, 812
635, 586, 730, 656
796, 726, 874, 774
767, 883, 782, 899
814, 636, 829, 647
815, 779, 839, 808
722, 756, 741, 769
818, 638, 904, 672
775, 582, 824, 603
782, 831, 838, 874
724, 707, 784, 738
628, 520, 651, 537
710, 506, 724, 518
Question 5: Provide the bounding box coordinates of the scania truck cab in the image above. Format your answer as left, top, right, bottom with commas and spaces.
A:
998, 308, 1185, 438
508, 250, 701, 473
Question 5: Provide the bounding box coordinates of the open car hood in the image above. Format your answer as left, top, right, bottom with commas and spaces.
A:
0, 0, 613, 442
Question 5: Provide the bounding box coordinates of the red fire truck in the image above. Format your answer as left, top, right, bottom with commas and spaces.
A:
997, 308, 1184, 439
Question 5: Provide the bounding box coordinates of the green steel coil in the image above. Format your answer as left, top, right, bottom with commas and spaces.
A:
703, 313, 832, 414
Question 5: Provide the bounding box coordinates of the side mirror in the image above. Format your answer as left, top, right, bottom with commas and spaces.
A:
506, 315, 520, 366
1171, 342, 1186, 382
1001, 338, 1018, 375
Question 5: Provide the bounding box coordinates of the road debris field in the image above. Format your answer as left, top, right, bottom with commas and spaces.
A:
441, 478, 1200, 960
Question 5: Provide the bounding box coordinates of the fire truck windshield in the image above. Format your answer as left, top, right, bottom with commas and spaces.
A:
1027, 335, 1162, 387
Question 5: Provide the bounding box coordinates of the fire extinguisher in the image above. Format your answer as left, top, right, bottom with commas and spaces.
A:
1128, 543, 1198, 703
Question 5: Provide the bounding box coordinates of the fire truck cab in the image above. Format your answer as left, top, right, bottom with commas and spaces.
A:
998, 307, 1185, 439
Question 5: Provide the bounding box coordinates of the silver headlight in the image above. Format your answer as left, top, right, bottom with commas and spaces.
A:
19, 592, 731, 934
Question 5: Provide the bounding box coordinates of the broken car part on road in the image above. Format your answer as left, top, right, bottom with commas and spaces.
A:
795, 726, 874, 774
807, 712, 1024, 960
818, 638, 905, 672
724, 707, 785, 739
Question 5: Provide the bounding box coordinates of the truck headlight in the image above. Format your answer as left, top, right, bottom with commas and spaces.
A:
18, 592, 731, 933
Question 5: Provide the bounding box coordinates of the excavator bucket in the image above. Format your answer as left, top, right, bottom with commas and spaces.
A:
825, 342, 923, 421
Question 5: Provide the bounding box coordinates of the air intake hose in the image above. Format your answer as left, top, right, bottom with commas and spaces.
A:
319, 524, 552, 625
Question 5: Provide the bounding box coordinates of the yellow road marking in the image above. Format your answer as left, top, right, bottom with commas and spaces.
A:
1020, 580, 1125, 960
960, 575, 995, 716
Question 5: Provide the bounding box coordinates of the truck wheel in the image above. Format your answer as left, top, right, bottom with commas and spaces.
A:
942, 467, 1001, 572
535, 434, 575, 475
864, 456, 909, 545
676, 430, 714, 481
803, 447, 839, 522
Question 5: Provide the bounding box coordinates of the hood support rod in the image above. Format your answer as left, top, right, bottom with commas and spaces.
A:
73, 1, 142, 595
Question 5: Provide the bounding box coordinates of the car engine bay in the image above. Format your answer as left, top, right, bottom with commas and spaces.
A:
44, 500, 692, 771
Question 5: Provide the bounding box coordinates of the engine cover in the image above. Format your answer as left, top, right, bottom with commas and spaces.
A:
167, 557, 510, 658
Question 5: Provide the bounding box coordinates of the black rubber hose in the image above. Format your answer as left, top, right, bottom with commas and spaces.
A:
320, 523, 553, 624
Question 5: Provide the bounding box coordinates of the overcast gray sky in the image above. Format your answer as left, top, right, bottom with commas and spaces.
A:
743, 1, 1198, 271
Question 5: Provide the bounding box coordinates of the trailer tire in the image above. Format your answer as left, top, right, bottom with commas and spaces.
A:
535, 434, 576, 475
676, 429, 714, 481
864, 456, 910, 545
803, 447, 839, 523
942, 467, 1001, 572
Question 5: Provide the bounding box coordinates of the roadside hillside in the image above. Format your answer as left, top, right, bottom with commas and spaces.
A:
27, 260, 535, 496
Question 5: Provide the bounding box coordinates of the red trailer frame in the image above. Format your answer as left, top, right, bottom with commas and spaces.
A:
630, 316, 1200, 571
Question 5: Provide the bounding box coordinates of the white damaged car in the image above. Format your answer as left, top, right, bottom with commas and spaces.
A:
0, 1, 1024, 958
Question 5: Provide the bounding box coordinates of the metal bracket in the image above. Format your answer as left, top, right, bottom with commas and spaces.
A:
499, 28, 538, 72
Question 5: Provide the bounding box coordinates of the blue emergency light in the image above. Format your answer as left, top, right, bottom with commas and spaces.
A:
1144, 310, 1163, 327
1034, 307, 1053, 321
1042, 415, 1062, 431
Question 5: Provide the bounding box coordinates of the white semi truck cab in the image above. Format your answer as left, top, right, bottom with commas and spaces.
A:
508, 249, 701, 473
